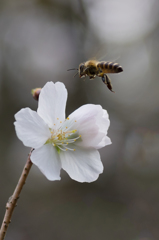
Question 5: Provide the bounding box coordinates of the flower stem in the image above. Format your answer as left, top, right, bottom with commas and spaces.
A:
0, 149, 33, 240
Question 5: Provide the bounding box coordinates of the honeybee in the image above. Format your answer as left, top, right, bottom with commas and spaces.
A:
67, 60, 123, 92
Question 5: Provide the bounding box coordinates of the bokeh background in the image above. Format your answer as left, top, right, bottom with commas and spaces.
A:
0, 0, 159, 239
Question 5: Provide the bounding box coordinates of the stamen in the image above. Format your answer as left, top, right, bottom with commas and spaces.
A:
69, 135, 81, 141
57, 145, 67, 151
72, 130, 77, 133
63, 146, 76, 151
48, 123, 81, 152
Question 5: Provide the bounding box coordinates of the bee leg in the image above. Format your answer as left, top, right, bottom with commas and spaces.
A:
101, 75, 115, 93
80, 75, 87, 81
89, 76, 95, 80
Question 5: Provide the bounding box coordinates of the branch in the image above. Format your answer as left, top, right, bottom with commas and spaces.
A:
0, 149, 33, 240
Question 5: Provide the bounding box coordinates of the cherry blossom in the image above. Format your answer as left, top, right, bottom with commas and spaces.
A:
14, 82, 111, 182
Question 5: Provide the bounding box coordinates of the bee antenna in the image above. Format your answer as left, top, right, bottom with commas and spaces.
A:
67, 68, 78, 71
73, 72, 78, 78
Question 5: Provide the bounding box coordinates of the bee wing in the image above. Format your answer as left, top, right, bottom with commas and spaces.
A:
93, 43, 121, 62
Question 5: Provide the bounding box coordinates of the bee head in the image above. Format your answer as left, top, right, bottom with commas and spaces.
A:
79, 63, 86, 78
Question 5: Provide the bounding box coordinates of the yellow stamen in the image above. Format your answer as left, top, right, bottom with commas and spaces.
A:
72, 130, 77, 133
47, 125, 81, 152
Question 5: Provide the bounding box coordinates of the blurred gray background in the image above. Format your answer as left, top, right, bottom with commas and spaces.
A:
0, 0, 159, 239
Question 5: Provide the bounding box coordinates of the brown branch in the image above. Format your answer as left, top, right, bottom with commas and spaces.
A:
0, 149, 33, 240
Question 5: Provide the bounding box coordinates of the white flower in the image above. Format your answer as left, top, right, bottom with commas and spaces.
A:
14, 82, 111, 183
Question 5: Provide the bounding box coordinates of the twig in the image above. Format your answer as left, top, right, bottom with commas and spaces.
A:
0, 149, 33, 240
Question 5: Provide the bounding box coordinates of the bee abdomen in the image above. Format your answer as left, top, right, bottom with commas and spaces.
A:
97, 61, 123, 73
115, 65, 123, 73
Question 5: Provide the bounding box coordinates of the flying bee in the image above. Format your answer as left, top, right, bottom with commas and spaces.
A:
67, 60, 123, 92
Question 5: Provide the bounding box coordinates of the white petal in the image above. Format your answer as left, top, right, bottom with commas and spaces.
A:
96, 136, 112, 149
98, 109, 110, 135
31, 144, 61, 181
14, 108, 51, 148
67, 104, 111, 149
95, 109, 112, 149
37, 82, 67, 129
60, 145, 103, 183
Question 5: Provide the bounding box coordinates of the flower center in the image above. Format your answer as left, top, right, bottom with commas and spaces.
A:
46, 119, 81, 152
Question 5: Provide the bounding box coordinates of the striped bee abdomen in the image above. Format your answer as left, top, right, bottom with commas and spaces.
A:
97, 61, 123, 74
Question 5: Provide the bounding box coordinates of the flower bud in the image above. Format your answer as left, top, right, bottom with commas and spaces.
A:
31, 88, 41, 101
